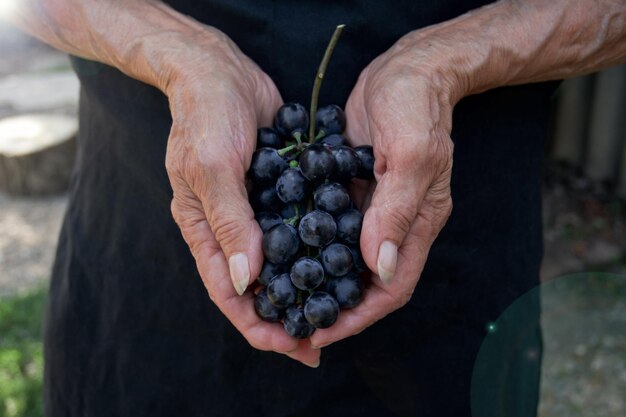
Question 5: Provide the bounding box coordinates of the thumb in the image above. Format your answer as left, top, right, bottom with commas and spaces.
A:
360, 168, 429, 284
196, 163, 263, 296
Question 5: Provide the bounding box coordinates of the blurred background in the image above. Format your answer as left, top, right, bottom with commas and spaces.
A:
0, 20, 624, 417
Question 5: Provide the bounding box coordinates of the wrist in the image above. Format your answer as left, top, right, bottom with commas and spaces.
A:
401, 0, 626, 102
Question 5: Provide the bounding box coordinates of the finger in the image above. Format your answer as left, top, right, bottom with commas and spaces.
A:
310, 200, 444, 348
359, 164, 431, 285
191, 157, 263, 297
285, 340, 322, 368
172, 197, 302, 355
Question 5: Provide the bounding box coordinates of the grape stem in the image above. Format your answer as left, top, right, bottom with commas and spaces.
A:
308, 24, 346, 143
277, 144, 297, 156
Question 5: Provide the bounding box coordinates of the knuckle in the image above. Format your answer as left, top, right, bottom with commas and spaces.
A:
209, 208, 248, 249
386, 206, 415, 236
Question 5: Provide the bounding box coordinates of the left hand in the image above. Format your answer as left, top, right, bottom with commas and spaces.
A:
310, 30, 460, 348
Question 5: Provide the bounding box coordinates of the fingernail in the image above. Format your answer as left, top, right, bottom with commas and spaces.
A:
377, 240, 397, 284
228, 253, 250, 296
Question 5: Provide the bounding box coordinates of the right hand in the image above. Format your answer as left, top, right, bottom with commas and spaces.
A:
163, 27, 320, 367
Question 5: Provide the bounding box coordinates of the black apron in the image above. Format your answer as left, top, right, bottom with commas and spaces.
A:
44, 1, 553, 416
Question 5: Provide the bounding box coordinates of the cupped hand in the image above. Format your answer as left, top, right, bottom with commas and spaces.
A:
163, 28, 319, 367
310, 32, 460, 348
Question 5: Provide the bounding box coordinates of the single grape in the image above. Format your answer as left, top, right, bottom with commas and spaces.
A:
255, 288, 285, 321
326, 273, 363, 308
299, 144, 336, 183
258, 260, 288, 286
283, 305, 315, 339
267, 273, 298, 308
255, 212, 283, 234
336, 209, 363, 244
330, 145, 360, 182
262, 224, 300, 265
290, 256, 325, 290
298, 210, 337, 247
304, 292, 340, 329
315, 104, 346, 136
321, 243, 353, 277
249, 148, 288, 184
314, 182, 351, 215
275, 103, 309, 137
257, 127, 284, 149
250, 186, 283, 212
355, 145, 375, 179
276, 168, 309, 203
318, 133, 347, 147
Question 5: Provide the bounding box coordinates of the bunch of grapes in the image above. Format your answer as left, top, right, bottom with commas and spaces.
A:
248, 102, 375, 338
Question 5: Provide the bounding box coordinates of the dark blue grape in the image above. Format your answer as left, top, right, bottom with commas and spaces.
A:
314, 182, 351, 215
257, 127, 284, 149
262, 224, 300, 265
304, 292, 339, 328
318, 134, 347, 147
255, 212, 283, 234
299, 144, 336, 183
326, 273, 363, 308
316, 104, 346, 136
276, 168, 308, 203
249, 148, 288, 184
250, 186, 282, 212
321, 243, 353, 277
255, 288, 285, 321
258, 260, 287, 286
298, 210, 337, 247
275, 103, 309, 137
267, 273, 297, 308
336, 209, 363, 244
331, 146, 360, 182
283, 305, 315, 339
290, 256, 324, 290
355, 145, 375, 179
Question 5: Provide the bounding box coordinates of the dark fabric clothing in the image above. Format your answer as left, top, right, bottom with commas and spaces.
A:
44, 1, 551, 416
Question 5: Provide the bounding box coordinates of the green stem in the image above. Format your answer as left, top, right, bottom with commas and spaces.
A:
293, 131, 303, 146
308, 24, 346, 142
277, 144, 297, 157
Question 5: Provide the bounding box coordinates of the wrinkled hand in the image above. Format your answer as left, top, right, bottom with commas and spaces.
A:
310, 32, 458, 348
163, 28, 319, 367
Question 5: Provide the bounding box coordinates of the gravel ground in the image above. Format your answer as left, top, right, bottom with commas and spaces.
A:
0, 192, 66, 296
538, 274, 626, 417
0, 21, 624, 417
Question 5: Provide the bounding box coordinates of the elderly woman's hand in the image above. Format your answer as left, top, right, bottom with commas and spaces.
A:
163, 27, 320, 367
309, 28, 459, 349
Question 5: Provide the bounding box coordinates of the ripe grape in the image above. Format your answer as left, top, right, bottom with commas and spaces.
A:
321, 243, 353, 277
290, 256, 324, 290
304, 292, 340, 328
298, 210, 336, 247
315, 104, 346, 136
275, 103, 309, 137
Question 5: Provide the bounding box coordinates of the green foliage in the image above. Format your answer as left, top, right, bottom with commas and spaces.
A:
0, 287, 46, 417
